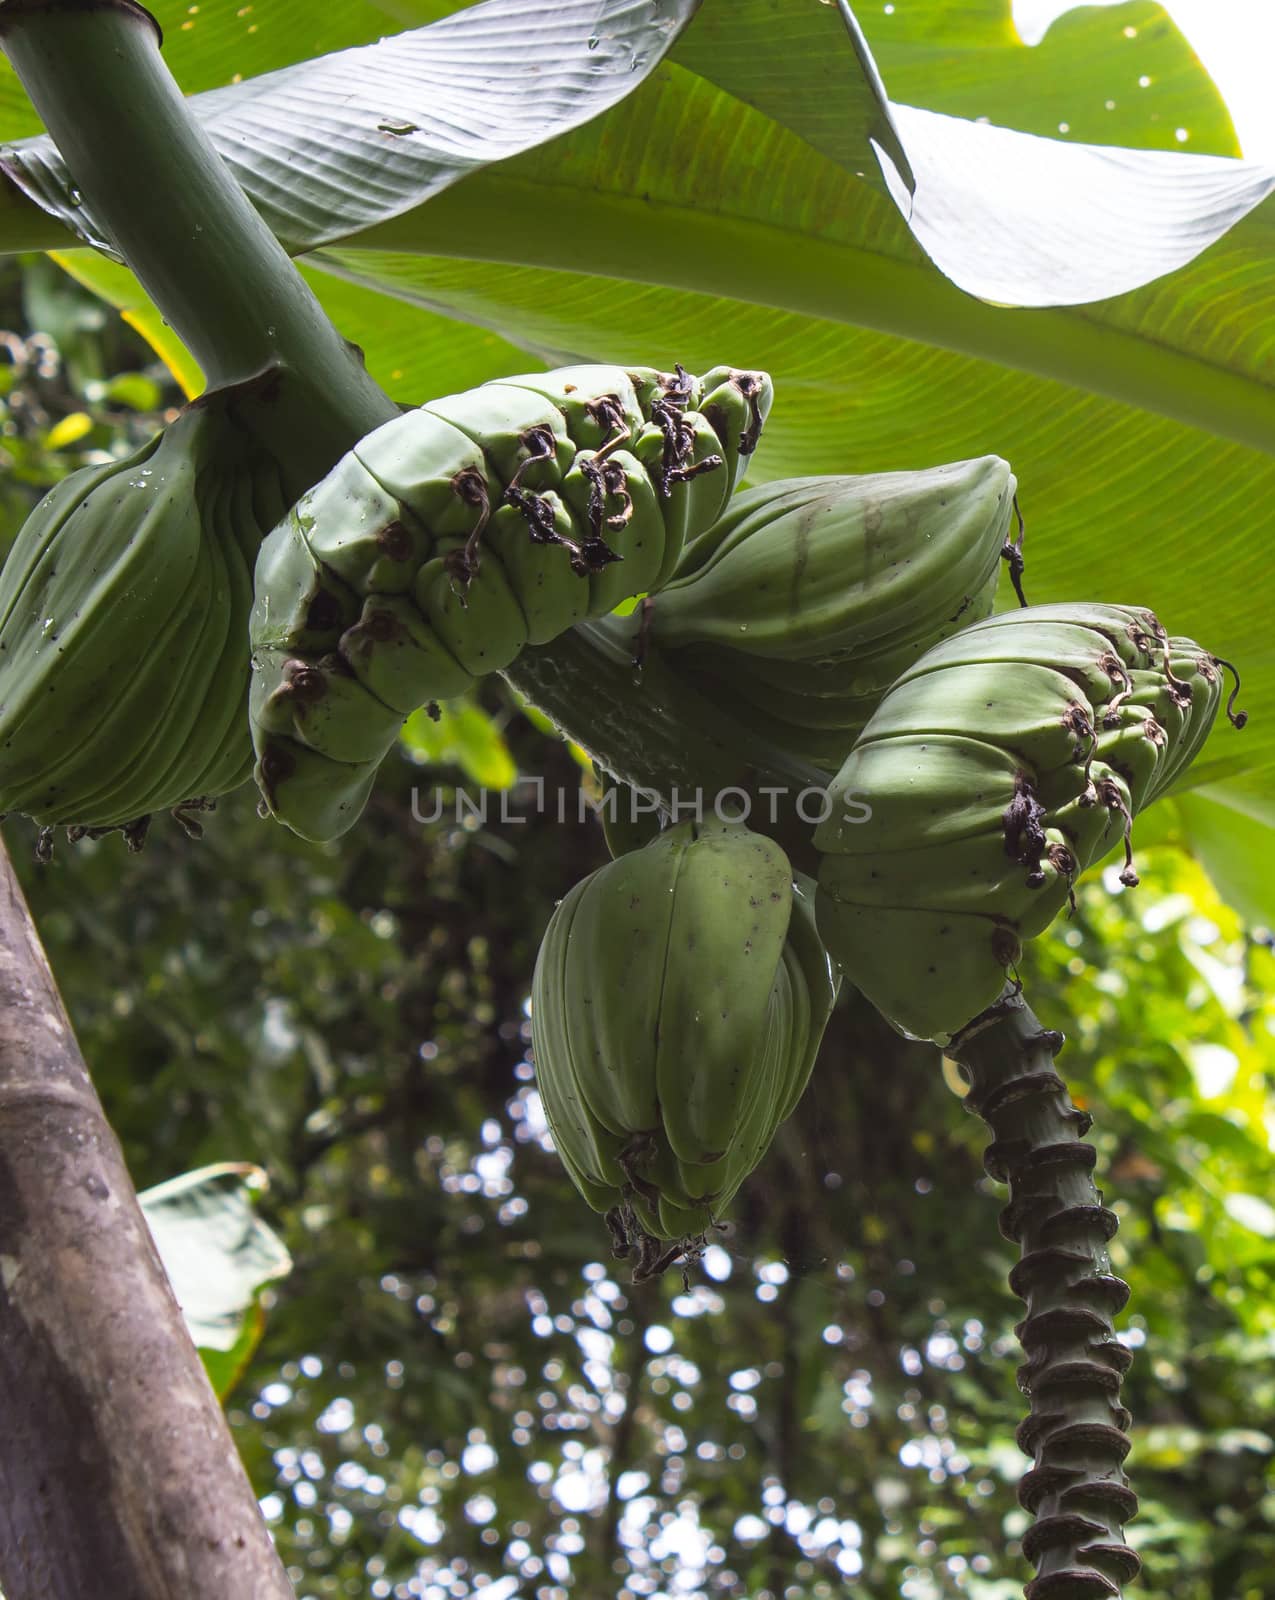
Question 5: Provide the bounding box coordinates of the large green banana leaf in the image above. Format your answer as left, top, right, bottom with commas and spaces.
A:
0, 0, 1271, 921
139, 1162, 292, 1399
0, 0, 705, 253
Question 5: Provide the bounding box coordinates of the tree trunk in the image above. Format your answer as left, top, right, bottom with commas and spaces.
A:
0, 837, 294, 1600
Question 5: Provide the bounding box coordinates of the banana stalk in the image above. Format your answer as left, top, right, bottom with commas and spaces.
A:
951, 991, 1140, 1600
0, 0, 398, 499
503, 617, 832, 873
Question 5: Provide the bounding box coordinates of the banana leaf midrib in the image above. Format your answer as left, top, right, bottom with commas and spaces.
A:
315, 172, 1275, 459
3, 35, 1270, 459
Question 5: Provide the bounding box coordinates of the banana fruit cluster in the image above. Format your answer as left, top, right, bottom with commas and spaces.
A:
642, 456, 1018, 770
814, 603, 1244, 1045
250, 363, 771, 841
530, 818, 838, 1262
0, 399, 285, 844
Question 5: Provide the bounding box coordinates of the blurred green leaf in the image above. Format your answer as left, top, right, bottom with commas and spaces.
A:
1223, 1193, 1275, 1239
401, 699, 517, 790
200, 1299, 267, 1401
139, 1162, 292, 1368
49, 248, 204, 397
43, 409, 91, 449
1175, 788, 1275, 932
103, 370, 163, 411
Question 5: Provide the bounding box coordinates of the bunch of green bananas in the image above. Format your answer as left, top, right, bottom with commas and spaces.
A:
530, 817, 839, 1266
0, 397, 285, 849
632, 456, 1018, 770
814, 603, 1245, 1045
250, 363, 771, 841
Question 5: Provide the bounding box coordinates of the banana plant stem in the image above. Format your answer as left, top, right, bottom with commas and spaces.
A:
0, 0, 399, 493
501, 615, 831, 872
950, 986, 1139, 1600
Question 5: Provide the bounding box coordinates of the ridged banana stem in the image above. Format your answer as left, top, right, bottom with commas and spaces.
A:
501, 617, 833, 873
950, 988, 1139, 1600
0, 0, 399, 496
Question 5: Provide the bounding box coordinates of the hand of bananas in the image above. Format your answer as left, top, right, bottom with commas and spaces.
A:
813, 603, 1246, 1045
249, 363, 771, 841
633, 456, 1020, 771
0, 395, 286, 849
0, 360, 769, 854
530, 817, 839, 1268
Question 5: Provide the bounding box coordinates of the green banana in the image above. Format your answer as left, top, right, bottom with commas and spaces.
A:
0, 396, 286, 841
250, 362, 773, 841
251, 649, 401, 765
852, 661, 1095, 787
896, 616, 1132, 709
814, 900, 1017, 1046
338, 594, 473, 714
698, 877, 839, 1220
768, 873, 836, 1124
413, 544, 530, 675
558, 832, 686, 1141
1092, 708, 1171, 804
631, 456, 1018, 772
817, 734, 1027, 856
527, 874, 630, 1205
654, 820, 795, 1168
351, 409, 490, 544
423, 377, 579, 485
814, 603, 1244, 1045
651, 457, 1015, 658
290, 448, 429, 598
250, 506, 362, 654
530, 818, 839, 1258
254, 735, 382, 845
183, 461, 277, 803
561, 448, 669, 615
696, 367, 771, 495
83, 463, 241, 823
483, 497, 592, 646
900, 602, 1221, 700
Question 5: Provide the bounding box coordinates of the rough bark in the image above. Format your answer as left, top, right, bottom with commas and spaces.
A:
951, 987, 1139, 1600
0, 837, 295, 1600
